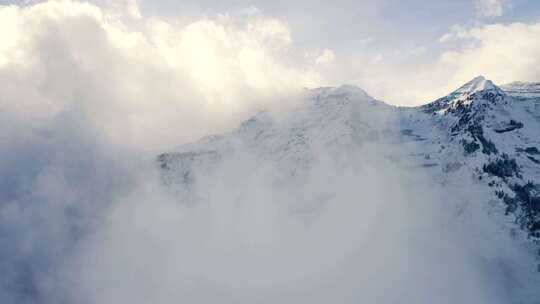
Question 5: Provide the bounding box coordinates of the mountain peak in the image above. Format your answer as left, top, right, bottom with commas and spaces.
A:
308, 84, 373, 99
424, 76, 505, 114
452, 76, 498, 96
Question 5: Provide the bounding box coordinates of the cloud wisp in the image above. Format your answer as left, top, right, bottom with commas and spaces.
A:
474, 0, 510, 18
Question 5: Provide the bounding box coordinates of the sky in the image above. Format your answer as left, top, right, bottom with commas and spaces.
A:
155, 0, 540, 103
2, 0, 540, 108
104, 0, 540, 103
0, 0, 537, 149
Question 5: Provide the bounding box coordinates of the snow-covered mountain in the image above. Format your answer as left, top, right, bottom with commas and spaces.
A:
157, 76, 540, 297
159, 76, 539, 236
421, 77, 540, 238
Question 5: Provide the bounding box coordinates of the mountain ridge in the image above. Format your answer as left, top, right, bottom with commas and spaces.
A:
158, 76, 540, 275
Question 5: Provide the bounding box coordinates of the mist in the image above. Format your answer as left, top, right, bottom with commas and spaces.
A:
0, 1, 539, 304
66, 143, 538, 304
3, 99, 537, 303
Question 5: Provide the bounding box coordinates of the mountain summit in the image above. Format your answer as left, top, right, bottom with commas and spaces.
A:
424, 76, 506, 114
454, 76, 498, 95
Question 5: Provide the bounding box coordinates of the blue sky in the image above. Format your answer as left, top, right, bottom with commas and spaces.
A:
135, 0, 540, 55
133, 0, 540, 103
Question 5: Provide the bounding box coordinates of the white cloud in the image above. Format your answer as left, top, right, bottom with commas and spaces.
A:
0, 0, 326, 151
348, 20, 540, 106
439, 25, 468, 42
474, 0, 510, 18
373, 53, 383, 63
440, 22, 540, 86
125, 0, 142, 19
0, 2, 337, 302
408, 46, 426, 56
358, 36, 374, 44
315, 49, 336, 65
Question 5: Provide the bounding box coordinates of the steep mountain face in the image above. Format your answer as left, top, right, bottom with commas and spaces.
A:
421, 77, 540, 238
157, 76, 540, 296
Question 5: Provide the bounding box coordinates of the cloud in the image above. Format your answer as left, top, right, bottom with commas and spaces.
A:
0, 0, 327, 151
125, 0, 141, 19
0, 1, 330, 302
474, 0, 510, 18
440, 21, 540, 85
438, 25, 468, 42
315, 49, 336, 65
349, 20, 540, 106
373, 53, 383, 63
66, 129, 536, 304
407, 46, 426, 56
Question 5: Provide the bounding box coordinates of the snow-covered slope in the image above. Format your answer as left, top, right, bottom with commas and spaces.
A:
421, 76, 540, 237
159, 76, 540, 237
502, 81, 540, 99
157, 76, 540, 301
158, 85, 400, 191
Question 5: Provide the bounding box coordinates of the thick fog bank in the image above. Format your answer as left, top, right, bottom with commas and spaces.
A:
2, 109, 538, 303
68, 147, 540, 304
